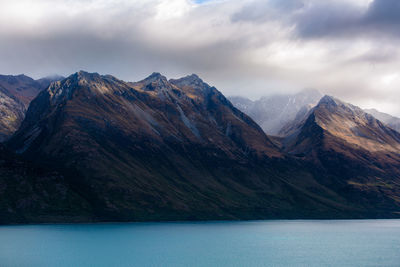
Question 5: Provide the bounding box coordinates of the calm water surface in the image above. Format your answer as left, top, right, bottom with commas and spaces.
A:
0, 220, 399, 267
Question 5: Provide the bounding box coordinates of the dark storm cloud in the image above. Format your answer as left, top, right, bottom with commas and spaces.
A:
295, 0, 400, 39
232, 0, 400, 39
365, 0, 400, 24
231, 0, 304, 23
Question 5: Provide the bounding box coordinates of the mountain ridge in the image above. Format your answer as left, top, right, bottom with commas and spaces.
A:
2, 72, 400, 223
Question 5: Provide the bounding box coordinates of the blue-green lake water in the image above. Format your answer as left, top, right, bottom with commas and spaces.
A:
0, 220, 399, 266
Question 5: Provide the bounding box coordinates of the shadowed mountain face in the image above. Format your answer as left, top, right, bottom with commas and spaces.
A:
282, 96, 400, 212
0, 74, 64, 141
229, 89, 322, 136
0, 144, 92, 224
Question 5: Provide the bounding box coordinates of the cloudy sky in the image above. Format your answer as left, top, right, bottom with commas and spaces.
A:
1, 0, 400, 115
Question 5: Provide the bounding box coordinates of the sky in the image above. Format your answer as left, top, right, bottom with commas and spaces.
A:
1, 0, 400, 115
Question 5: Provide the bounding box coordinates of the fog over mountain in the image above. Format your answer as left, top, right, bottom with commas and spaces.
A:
229, 89, 322, 135
1, 0, 400, 116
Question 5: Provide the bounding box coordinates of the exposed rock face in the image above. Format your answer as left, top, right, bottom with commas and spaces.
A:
282, 95, 400, 214
365, 108, 400, 133
0, 74, 63, 141
229, 89, 322, 136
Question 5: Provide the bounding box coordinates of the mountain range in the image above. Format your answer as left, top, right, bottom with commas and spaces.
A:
1, 71, 400, 223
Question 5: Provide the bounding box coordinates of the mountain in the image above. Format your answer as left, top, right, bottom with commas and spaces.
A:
0, 74, 64, 141
282, 95, 400, 215
4, 73, 400, 223
228, 89, 322, 135
365, 108, 400, 133
0, 74, 43, 106
5, 71, 365, 223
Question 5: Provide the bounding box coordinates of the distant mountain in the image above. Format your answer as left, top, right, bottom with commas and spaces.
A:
229, 89, 322, 135
35, 75, 65, 90
0, 74, 43, 106
282, 95, 400, 214
365, 108, 400, 133
0, 74, 63, 141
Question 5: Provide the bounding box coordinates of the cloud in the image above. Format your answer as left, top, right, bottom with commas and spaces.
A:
365, 0, 400, 24
0, 0, 400, 116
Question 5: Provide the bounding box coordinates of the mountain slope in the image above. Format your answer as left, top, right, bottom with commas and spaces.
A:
229, 89, 322, 135
282, 96, 400, 214
0, 144, 92, 224
0, 86, 26, 141
0, 74, 64, 141
0, 74, 43, 106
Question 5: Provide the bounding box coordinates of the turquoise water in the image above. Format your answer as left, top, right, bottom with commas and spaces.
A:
0, 220, 400, 267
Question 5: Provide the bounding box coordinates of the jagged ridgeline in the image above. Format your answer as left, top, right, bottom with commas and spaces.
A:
1, 71, 400, 223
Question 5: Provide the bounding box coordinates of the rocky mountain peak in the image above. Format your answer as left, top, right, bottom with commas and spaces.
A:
44, 71, 128, 105
135, 72, 171, 92
73, 70, 102, 83
169, 74, 210, 91
142, 72, 168, 83
316, 95, 364, 117
317, 95, 338, 106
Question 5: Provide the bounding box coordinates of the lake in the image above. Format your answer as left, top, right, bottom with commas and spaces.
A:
0, 220, 399, 266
